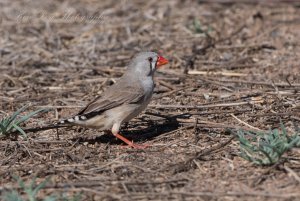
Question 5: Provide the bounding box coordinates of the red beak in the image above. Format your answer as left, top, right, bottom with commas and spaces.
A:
156, 55, 169, 68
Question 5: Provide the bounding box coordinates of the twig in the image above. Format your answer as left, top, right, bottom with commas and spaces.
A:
35, 105, 83, 109
149, 100, 264, 109
230, 114, 262, 131
151, 125, 194, 142
170, 190, 300, 198
250, 162, 283, 187
157, 80, 176, 91
284, 165, 300, 183
212, 79, 300, 87
6, 124, 71, 136
188, 70, 249, 77
172, 136, 235, 174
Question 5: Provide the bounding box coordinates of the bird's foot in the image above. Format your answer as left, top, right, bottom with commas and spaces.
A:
114, 133, 150, 149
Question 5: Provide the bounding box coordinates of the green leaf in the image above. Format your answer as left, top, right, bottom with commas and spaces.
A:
6, 105, 29, 127
15, 108, 49, 125
44, 196, 57, 201
237, 122, 300, 166
0, 105, 49, 138
32, 177, 50, 197
3, 176, 81, 201
12, 124, 27, 138
2, 190, 24, 201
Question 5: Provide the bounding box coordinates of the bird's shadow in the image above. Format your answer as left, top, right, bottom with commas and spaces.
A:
71, 113, 191, 145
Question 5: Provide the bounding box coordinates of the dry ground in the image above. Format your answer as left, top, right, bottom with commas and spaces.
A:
0, 0, 300, 200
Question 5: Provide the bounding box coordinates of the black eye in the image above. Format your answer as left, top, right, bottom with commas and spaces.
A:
148, 57, 153, 62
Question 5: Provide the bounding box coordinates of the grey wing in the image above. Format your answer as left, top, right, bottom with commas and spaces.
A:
77, 81, 145, 119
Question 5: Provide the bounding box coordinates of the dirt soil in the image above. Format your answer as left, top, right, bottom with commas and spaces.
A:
0, 0, 300, 200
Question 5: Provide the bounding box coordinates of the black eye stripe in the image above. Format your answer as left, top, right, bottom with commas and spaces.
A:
147, 57, 154, 76
150, 61, 153, 70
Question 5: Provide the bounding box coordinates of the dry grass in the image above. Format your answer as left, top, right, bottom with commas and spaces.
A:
0, 0, 300, 200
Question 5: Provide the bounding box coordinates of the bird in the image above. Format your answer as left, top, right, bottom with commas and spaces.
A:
57, 52, 169, 148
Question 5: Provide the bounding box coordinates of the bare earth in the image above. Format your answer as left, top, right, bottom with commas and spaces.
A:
0, 0, 300, 200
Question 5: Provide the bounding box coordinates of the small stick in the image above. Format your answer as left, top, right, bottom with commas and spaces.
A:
6, 124, 71, 136
172, 136, 235, 174
188, 70, 249, 77
35, 105, 83, 109
157, 80, 176, 91
230, 114, 262, 131
211, 79, 300, 87
149, 100, 264, 109
284, 165, 300, 183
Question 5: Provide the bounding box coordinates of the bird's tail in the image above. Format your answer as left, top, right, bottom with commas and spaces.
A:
56, 115, 87, 125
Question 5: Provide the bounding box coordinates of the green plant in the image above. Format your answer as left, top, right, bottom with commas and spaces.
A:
193, 19, 204, 34
2, 177, 82, 201
2, 190, 23, 201
0, 105, 47, 139
237, 123, 300, 165
2, 176, 54, 201
190, 19, 213, 35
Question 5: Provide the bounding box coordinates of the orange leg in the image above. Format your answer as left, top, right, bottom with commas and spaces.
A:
114, 133, 149, 149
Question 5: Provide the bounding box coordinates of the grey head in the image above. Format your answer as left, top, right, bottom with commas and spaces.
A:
125, 52, 168, 78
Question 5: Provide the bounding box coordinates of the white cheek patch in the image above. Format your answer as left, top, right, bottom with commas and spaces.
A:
152, 61, 157, 70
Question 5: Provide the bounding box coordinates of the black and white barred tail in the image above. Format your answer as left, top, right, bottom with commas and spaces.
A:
55, 115, 87, 125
